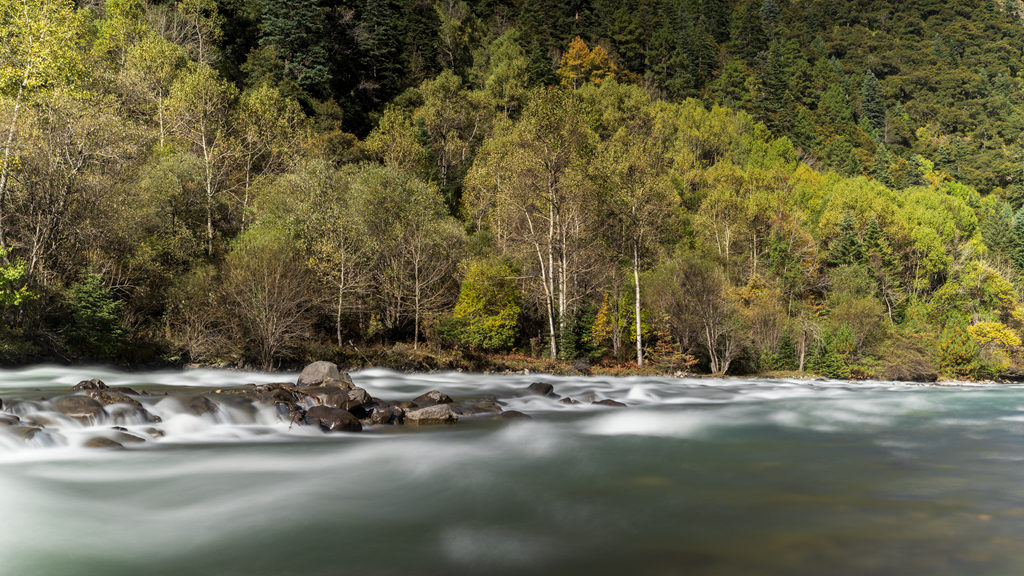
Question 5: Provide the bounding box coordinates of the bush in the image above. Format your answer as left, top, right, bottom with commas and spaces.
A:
937, 318, 981, 379
66, 273, 125, 360
441, 258, 520, 352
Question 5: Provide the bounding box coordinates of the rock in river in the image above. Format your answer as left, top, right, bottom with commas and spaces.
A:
526, 382, 555, 397
54, 395, 107, 421
413, 390, 453, 406
367, 404, 404, 425
593, 399, 626, 407
73, 378, 107, 391
187, 395, 218, 416
83, 437, 123, 449
297, 361, 340, 387
304, 406, 362, 432
405, 404, 459, 425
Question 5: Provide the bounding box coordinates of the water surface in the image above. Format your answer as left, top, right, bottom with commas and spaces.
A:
2, 366, 1022, 575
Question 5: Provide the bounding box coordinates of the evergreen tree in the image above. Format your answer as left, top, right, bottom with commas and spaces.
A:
829, 212, 863, 266
1012, 206, 1024, 272
733, 0, 768, 61
870, 145, 894, 187
860, 69, 886, 141
257, 0, 331, 95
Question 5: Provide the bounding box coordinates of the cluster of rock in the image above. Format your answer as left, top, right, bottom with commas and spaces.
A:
275, 360, 530, 432
4, 361, 608, 449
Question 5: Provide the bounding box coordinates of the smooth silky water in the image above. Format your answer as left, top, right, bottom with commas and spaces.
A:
2, 366, 1024, 575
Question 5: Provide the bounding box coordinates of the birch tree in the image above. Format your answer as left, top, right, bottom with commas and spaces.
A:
351, 165, 462, 348
466, 88, 599, 359
166, 64, 236, 256
601, 130, 676, 366
0, 0, 83, 256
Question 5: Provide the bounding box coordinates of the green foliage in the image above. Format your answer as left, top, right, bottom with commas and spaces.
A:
937, 318, 982, 378
812, 325, 855, 379
66, 273, 125, 360
0, 249, 31, 308
443, 258, 520, 352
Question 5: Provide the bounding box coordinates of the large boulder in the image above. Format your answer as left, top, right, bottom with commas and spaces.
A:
297, 361, 342, 387
304, 406, 362, 432
54, 395, 107, 421
405, 404, 459, 425
413, 390, 453, 406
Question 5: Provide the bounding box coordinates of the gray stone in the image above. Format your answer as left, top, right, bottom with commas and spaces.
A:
413, 390, 453, 406
405, 404, 459, 425
593, 399, 626, 408
297, 361, 341, 387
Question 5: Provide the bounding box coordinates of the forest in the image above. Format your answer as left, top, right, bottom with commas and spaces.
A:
2, 0, 1024, 380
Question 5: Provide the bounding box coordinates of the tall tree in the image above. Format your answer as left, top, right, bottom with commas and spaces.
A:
467, 88, 600, 359
0, 0, 84, 257
166, 64, 237, 256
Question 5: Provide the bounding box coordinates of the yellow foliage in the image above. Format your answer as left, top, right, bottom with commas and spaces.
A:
557, 36, 617, 90
968, 322, 1022, 349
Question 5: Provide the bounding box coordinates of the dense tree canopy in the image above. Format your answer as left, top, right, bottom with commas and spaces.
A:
0, 0, 1022, 379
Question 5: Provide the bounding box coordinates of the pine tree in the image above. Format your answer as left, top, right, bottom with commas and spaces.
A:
733, 0, 768, 61
759, 0, 781, 32
845, 149, 863, 176
860, 69, 886, 141
870, 145, 894, 187
258, 0, 331, 94
938, 319, 981, 378
1012, 206, 1024, 272
829, 212, 863, 266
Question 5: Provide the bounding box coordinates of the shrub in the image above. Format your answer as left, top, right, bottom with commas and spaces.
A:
66, 273, 125, 359
441, 258, 520, 352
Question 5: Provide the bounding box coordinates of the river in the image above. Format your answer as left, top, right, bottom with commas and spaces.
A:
1, 366, 1023, 575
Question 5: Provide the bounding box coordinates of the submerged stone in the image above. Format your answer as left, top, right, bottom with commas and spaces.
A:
83, 437, 123, 449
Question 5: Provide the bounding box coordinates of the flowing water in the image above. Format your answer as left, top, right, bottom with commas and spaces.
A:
2, 366, 1024, 575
